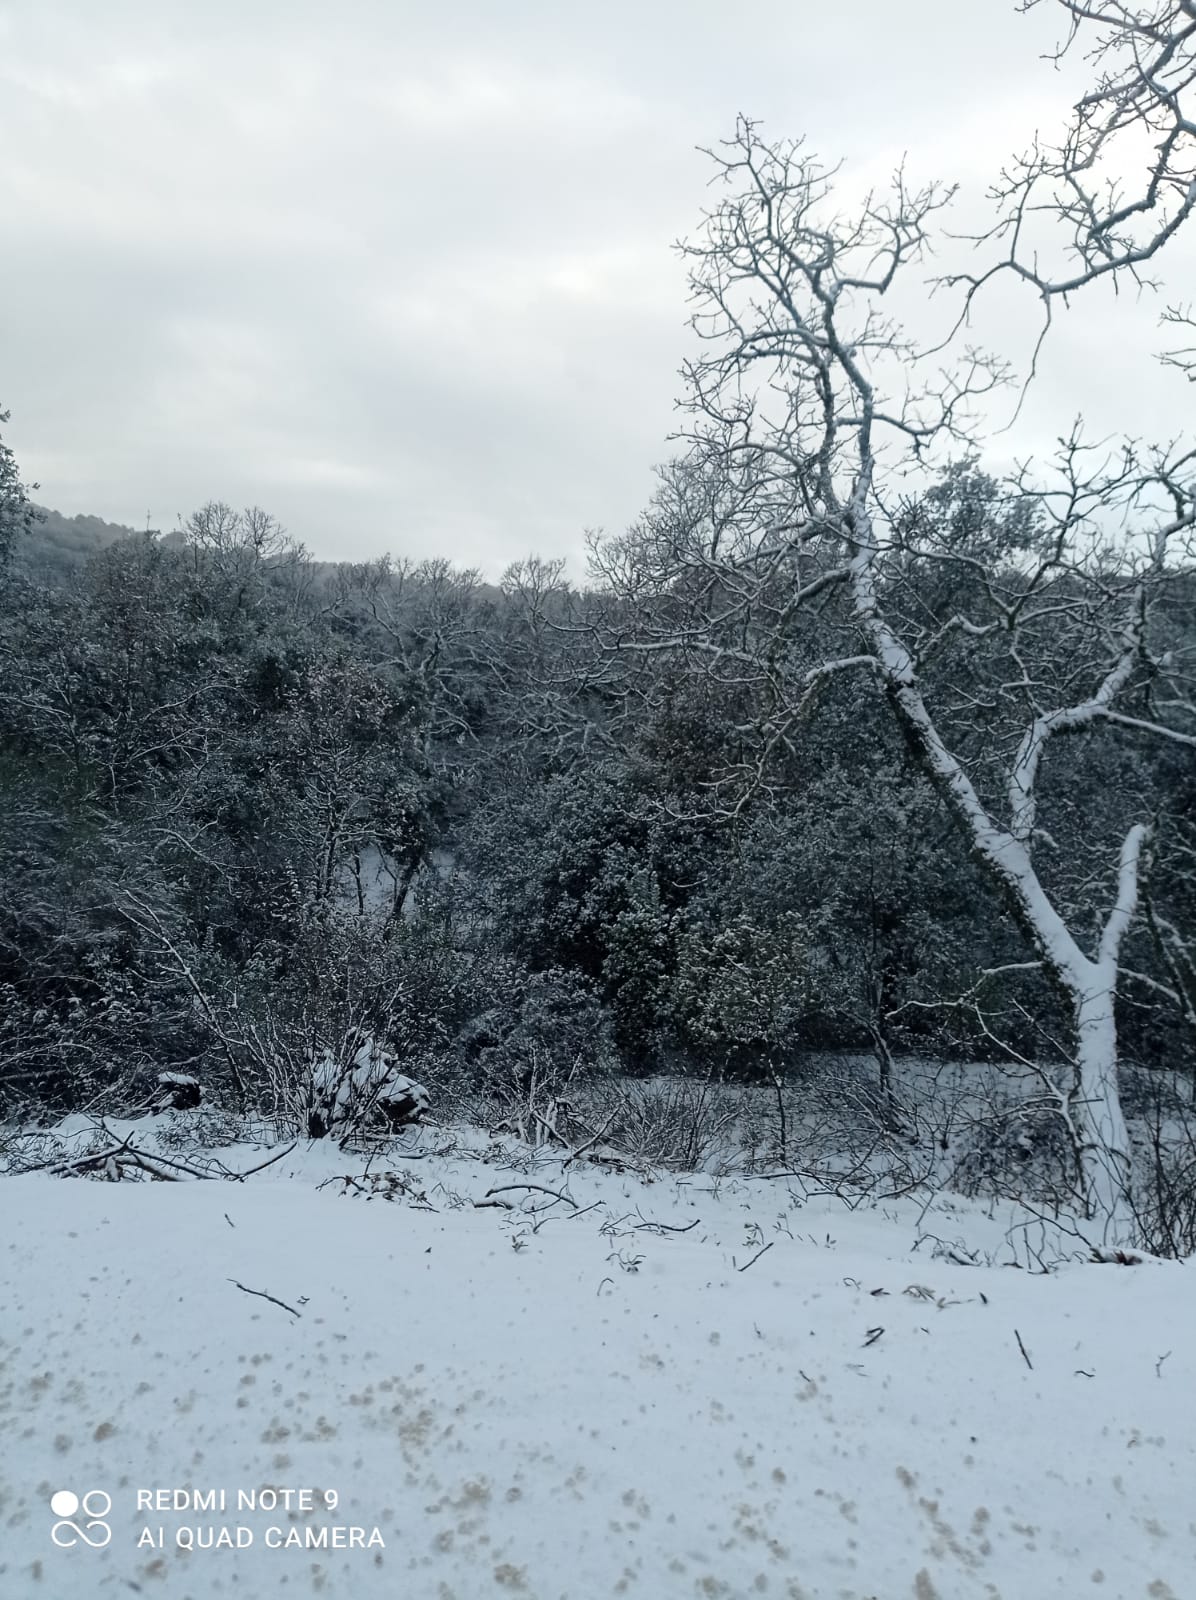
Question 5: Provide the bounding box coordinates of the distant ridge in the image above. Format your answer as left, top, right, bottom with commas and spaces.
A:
14, 505, 150, 580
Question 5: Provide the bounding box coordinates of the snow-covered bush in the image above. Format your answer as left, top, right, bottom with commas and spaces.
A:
150, 1071, 202, 1111
306, 1037, 429, 1141
303, 1043, 428, 1145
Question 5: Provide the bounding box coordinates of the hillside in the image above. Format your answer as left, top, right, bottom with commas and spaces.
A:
13, 505, 147, 581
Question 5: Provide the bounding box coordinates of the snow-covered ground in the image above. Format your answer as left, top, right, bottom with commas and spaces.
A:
1, 1118, 1193, 1599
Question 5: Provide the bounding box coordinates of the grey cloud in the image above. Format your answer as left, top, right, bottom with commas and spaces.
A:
2, 0, 1191, 575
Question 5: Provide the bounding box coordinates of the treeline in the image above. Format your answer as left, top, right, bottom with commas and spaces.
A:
11, 505, 143, 581
0, 454, 1192, 1128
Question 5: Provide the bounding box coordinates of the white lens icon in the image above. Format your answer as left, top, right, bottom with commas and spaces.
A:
51, 1488, 112, 1549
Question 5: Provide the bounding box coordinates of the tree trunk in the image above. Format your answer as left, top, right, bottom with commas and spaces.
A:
849, 551, 1141, 1242
1071, 966, 1135, 1244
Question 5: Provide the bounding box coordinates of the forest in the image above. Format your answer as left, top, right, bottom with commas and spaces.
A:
2, 411, 1194, 1252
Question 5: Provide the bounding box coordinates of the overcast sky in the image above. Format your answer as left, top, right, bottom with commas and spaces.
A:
2, 1, 1192, 575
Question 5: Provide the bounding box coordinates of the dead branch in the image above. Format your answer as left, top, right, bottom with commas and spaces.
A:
484, 1183, 579, 1208
562, 1108, 620, 1166
215, 1142, 298, 1181
228, 1279, 303, 1318
736, 1240, 775, 1272
633, 1214, 700, 1234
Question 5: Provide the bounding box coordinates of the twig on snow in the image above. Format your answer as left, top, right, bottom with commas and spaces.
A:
228, 1279, 303, 1319
218, 1142, 298, 1181
634, 1213, 699, 1235
484, 1183, 578, 1208
736, 1241, 775, 1273
316, 1174, 368, 1194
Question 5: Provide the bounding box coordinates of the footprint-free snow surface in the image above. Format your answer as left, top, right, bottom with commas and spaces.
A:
1, 1124, 1193, 1599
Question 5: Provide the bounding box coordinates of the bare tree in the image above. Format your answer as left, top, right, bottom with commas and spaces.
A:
953, 1, 1196, 375
593, 113, 1195, 1243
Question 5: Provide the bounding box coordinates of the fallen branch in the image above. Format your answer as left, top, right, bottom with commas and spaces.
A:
485, 1183, 578, 1208
562, 1110, 619, 1167
218, 1142, 298, 1181
45, 1144, 202, 1182
43, 1131, 298, 1186
228, 1279, 303, 1319
1014, 1328, 1033, 1371
316, 1174, 368, 1194
633, 1214, 700, 1235
120, 1147, 217, 1180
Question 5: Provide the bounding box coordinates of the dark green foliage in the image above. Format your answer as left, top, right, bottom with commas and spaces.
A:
462, 763, 719, 1062
0, 417, 1190, 1122
0, 407, 43, 567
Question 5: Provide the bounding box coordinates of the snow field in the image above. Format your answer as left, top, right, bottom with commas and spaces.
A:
0, 1128, 1193, 1599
